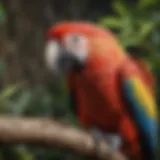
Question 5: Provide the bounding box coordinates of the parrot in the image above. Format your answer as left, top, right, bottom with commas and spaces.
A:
44, 21, 158, 160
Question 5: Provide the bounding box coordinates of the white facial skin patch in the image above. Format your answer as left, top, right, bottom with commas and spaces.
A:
44, 40, 60, 72
63, 34, 88, 63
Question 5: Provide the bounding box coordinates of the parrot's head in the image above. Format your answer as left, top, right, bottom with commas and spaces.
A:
44, 21, 124, 75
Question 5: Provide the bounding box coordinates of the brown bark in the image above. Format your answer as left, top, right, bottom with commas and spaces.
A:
0, 116, 127, 160
0, 0, 114, 87
1, 0, 55, 86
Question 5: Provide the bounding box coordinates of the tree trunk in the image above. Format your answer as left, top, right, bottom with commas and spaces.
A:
0, 0, 112, 86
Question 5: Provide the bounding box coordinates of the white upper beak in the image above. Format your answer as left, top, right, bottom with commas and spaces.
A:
44, 40, 60, 72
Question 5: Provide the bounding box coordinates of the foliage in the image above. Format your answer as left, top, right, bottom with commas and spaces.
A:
0, 0, 6, 23
99, 0, 160, 54
0, 0, 159, 159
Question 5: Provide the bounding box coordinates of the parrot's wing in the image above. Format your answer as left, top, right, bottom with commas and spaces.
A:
131, 58, 155, 93
121, 72, 157, 158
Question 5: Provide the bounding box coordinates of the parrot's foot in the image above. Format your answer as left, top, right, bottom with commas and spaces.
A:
91, 127, 104, 147
104, 134, 122, 150
91, 128, 122, 158
91, 128, 122, 151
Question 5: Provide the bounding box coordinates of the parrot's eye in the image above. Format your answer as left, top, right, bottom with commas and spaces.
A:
69, 34, 81, 43
64, 34, 83, 45
63, 34, 88, 62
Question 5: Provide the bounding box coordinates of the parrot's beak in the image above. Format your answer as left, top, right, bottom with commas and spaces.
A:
44, 40, 84, 75
57, 49, 83, 72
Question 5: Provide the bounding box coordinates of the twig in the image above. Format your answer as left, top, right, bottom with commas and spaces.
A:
0, 116, 127, 160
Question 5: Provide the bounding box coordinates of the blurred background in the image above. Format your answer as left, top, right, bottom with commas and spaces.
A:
0, 0, 159, 159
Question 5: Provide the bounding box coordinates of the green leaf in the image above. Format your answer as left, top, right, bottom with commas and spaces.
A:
99, 16, 122, 28
0, 2, 6, 22
138, 22, 156, 42
112, 0, 128, 16
120, 36, 139, 47
12, 146, 34, 160
0, 85, 20, 101
138, 0, 158, 9
11, 91, 32, 115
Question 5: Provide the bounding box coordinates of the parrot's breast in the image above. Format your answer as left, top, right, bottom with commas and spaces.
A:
67, 53, 126, 131
78, 85, 119, 131
72, 68, 122, 132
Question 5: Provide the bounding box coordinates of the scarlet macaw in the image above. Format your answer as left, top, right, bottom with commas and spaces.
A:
44, 21, 157, 160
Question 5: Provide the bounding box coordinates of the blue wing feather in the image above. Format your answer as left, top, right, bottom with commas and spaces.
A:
123, 77, 157, 160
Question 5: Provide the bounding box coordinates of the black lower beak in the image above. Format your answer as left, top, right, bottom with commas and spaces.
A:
58, 52, 84, 72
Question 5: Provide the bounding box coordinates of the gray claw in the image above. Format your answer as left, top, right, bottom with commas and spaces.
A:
105, 134, 122, 150
91, 127, 104, 147
91, 128, 122, 152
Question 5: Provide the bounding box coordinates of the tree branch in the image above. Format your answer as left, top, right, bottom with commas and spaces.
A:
0, 116, 127, 160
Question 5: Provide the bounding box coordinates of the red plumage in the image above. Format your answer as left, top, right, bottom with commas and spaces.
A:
46, 21, 155, 160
